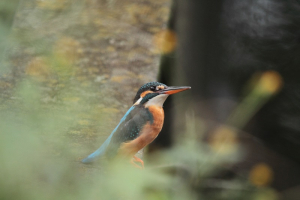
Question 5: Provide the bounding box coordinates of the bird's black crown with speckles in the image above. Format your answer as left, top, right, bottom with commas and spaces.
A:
133, 82, 167, 103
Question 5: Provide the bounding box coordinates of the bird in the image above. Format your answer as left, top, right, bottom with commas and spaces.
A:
81, 82, 191, 168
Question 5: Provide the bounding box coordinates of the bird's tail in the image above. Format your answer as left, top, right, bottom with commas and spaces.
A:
81, 133, 113, 164
82, 106, 135, 163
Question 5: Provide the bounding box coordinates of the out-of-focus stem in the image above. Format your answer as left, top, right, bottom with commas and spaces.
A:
227, 71, 283, 129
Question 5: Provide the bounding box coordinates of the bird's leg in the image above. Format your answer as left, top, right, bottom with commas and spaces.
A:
130, 156, 144, 169
134, 155, 144, 169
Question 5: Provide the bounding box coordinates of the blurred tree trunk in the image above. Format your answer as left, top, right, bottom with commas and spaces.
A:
1, 0, 170, 158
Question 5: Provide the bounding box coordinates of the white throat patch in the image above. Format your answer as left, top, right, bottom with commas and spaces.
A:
134, 97, 142, 105
145, 94, 169, 107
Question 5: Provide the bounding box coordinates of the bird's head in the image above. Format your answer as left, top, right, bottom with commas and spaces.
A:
133, 82, 191, 107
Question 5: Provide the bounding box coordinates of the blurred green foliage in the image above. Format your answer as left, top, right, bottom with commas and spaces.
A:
0, 0, 19, 36
0, 0, 19, 70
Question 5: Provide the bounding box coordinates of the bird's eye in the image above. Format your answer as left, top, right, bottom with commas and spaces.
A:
150, 86, 156, 91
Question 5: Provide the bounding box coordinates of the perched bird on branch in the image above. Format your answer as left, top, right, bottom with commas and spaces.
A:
82, 82, 191, 168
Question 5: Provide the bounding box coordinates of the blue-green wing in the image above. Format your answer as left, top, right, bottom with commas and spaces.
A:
81, 106, 136, 163
105, 106, 153, 158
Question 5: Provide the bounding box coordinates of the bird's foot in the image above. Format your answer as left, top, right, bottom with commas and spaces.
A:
130, 156, 144, 169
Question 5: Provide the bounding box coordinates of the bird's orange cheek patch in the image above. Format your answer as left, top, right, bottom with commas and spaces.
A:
140, 91, 153, 98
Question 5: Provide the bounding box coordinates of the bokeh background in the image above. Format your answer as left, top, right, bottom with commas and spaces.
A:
1, 0, 300, 199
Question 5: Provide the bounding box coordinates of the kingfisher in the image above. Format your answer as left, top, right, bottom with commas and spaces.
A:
82, 82, 191, 168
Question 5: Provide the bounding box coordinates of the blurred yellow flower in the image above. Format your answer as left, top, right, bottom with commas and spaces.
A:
256, 71, 283, 94
209, 126, 238, 155
153, 29, 177, 54
249, 163, 273, 187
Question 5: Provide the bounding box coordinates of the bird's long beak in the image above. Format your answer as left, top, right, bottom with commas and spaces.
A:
160, 86, 191, 95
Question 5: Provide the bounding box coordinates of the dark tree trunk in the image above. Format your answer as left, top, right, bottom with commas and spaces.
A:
155, 0, 300, 193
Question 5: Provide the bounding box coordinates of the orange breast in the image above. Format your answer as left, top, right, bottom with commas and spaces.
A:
118, 105, 164, 157
147, 105, 164, 135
